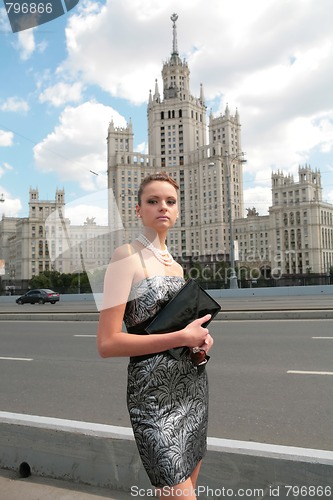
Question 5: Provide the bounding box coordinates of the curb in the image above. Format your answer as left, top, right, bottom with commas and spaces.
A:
1, 412, 332, 499
1, 310, 333, 321
219, 309, 333, 320
0, 312, 99, 321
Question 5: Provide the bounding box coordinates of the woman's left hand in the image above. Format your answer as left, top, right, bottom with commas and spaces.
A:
199, 333, 214, 353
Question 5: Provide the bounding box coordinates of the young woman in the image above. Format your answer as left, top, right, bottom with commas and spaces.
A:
97, 172, 213, 499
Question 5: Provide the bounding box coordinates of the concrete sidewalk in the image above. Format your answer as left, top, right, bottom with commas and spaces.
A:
0, 468, 139, 499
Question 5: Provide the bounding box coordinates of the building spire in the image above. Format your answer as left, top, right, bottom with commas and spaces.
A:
171, 13, 179, 56
200, 83, 205, 105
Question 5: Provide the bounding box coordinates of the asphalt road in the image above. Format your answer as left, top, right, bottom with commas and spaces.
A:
1, 318, 332, 451
1, 293, 333, 312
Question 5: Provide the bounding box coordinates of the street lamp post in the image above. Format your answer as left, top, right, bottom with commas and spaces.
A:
225, 151, 247, 289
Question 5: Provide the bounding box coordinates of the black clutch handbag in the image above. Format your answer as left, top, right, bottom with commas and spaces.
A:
145, 279, 221, 360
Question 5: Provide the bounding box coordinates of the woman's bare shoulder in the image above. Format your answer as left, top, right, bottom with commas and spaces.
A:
173, 260, 184, 276
111, 243, 139, 262
102, 243, 139, 305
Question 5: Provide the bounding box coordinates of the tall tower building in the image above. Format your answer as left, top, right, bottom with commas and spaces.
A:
147, 13, 207, 167
107, 14, 246, 263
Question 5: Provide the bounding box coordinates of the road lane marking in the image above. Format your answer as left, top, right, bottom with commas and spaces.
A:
0, 357, 33, 361
74, 335, 96, 337
312, 336, 333, 339
287, 370, 333, 376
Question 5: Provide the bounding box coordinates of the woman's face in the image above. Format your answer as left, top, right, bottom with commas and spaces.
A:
136, 181, 179, 233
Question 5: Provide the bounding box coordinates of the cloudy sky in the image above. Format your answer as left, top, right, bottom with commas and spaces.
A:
1, 0, 333, 224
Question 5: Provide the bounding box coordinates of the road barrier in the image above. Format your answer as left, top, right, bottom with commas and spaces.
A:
0, 412, 332, 498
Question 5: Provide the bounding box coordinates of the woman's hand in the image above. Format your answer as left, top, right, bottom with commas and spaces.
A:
199, 333, 214, 353
182, 314, 211, 348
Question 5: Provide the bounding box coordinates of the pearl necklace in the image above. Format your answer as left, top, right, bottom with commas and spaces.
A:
136, 234, 174, 266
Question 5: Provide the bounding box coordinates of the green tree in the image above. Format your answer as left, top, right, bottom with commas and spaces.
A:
29, 270, 92, 294
29, 270, 57, 290
69, 272, 92, 293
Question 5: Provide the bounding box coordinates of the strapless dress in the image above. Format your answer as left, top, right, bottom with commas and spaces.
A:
124, 276, 208, 488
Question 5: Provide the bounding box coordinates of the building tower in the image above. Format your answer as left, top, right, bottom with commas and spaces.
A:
11, 188, 66, 281
107, 13, 246, 264
269, 165, 333, 275
147, 13, 207, 168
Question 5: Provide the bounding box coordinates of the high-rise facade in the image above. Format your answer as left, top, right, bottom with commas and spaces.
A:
268, 166, 333, 275
234, 165, 333, 277
107, 14, 244, 263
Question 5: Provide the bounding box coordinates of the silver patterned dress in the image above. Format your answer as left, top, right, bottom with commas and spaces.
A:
124, 276, 209, 488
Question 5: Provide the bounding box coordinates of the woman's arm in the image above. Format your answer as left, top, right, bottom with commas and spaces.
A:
97, 303, 211, 358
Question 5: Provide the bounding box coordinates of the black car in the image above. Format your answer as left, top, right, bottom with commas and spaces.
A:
16, 289, 60, 305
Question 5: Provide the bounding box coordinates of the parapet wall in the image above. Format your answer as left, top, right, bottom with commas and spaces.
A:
1, 412, 332, 499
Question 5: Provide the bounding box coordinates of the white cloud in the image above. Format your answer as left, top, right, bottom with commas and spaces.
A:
327, 190, 333, 205
33, 100, 126, 189
14, 27, 47, 60
60, 0, 170, 104
0, 164, 20, 215
136, 142, 148, 154
0, 162, 13, 178
243, 186, 272, 216
65, 204, 108, 225
0, 97, 29, 112
39, 82, 84, 107
16, 29, 36, 60
0, 189, 22, 216
62, 188, 111, 226
0, 130, 14, 147
0, 6, 11, 32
